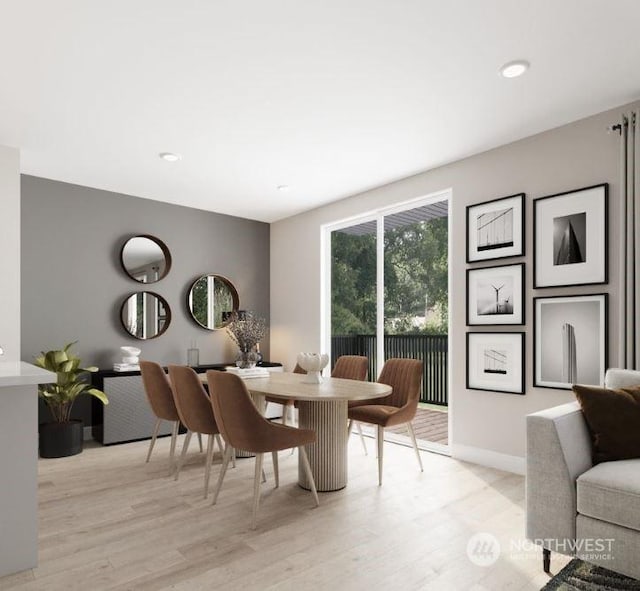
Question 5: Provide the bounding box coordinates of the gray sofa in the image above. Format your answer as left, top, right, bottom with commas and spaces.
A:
526, 368, 640, 580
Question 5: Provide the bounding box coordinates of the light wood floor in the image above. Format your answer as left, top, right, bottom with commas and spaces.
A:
1, 435, 569, 590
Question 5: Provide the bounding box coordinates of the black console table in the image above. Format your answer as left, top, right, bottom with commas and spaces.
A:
91, 362, 282, 445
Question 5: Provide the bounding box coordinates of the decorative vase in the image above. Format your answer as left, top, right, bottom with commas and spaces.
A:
39, 420, 84, 458
236, 349, 259, 369
297, 352, 330, 384
187, 347, 200, 367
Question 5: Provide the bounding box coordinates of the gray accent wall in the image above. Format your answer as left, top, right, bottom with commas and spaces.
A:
21, 176, 270, 423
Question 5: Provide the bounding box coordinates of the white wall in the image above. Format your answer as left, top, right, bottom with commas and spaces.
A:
270, 100, 635, 472
0, 145, 20, 362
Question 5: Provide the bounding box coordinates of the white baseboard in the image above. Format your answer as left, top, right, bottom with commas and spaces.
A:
452, 444, 525, 475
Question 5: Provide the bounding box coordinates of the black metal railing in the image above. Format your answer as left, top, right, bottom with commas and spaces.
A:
331, 334, 448, 406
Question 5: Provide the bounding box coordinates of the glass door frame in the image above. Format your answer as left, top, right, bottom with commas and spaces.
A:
321, 188, 452, 452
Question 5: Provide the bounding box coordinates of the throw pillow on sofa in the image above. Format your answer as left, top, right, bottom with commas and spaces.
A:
573, 384, 640, 464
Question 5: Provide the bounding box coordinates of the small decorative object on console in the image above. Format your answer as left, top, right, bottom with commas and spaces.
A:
187, 340, 199, 367
297, 352, 330, 384
114, 346, 141, 371
226, 366, 270, 379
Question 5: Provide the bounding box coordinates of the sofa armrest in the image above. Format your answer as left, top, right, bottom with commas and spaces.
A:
526, 401, 593, 553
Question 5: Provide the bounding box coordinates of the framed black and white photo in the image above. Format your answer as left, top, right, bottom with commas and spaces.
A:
467, 263, 525, 326
533, 184, 608, 288
466, 332, 525, 394
534, 294, 608, 390
466, 193, 525, 263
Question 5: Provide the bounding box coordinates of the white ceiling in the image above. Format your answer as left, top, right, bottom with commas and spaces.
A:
1, 1, 639, 223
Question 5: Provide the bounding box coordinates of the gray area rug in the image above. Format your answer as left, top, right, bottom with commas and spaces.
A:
542, 559, 640, 590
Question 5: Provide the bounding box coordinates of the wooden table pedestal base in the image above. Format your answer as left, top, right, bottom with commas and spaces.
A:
297, 400, 348, 492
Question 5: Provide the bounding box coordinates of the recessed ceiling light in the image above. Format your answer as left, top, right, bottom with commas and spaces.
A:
499, 60, 530, 79
277, 185, 290, 192
159, 152, 181, 162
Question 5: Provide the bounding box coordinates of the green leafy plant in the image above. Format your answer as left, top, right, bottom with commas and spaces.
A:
34, 342, 108, 423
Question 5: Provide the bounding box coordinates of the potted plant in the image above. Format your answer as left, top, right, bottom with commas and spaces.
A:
35, 342, 108, 458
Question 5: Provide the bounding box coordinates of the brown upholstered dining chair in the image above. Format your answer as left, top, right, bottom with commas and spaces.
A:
330, 355, 371, 454
207, 370, 319, 529
168, 365, 227, 499
265, 362, 306, 426
140, 361, 181, 472
332, 355, 369, 381
347, 358, 424, 485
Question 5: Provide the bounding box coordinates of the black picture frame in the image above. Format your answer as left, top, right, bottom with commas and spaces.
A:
466, 262, 525, 326
466, 193, 525, 263
533, 183, 608, 288
466, 332, 525, 395
533, 293, 608, 390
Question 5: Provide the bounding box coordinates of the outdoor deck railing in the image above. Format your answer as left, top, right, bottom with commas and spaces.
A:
331, 334, 448, 406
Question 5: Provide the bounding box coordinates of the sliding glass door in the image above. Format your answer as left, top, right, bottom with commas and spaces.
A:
330, 218, 378, 380
325, 192, 450, 449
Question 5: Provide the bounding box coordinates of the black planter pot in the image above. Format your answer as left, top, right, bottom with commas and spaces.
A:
39, 420, 84, 458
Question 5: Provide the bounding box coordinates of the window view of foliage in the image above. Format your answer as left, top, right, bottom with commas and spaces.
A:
331, 216, 448, 336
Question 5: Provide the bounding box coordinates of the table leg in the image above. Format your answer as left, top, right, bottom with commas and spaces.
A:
297, 399, 348, 492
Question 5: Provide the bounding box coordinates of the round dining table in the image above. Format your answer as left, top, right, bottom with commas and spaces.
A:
202, 371, 391, 491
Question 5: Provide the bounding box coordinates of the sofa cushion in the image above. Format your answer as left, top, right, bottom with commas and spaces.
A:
605, 368, 640, 389
573, 384, 640, 463
577, 459, 640, 532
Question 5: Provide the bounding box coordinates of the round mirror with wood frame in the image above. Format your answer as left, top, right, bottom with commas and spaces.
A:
120, 235, 172, 284
120, 291, 171, 340
187, 274, 239, 330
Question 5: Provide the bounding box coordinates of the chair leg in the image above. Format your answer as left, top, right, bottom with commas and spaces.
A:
212, 444, 233, 505
356, 422, 368, 456
197, 432, 204, 453
272, 451, 279, 488
252, 453, 264, 530
168, 421, 180, 475
374, 424, 380, 458
282, 404, 288, 426
406, 421, 424, 472
262, 468, 267, 484
377, 426, 384, 486
543, 548, 551, 573
299, 446, 320, 507
174, 431, 192, 481
203, 434, 215, 499
232, 446, 237, 468
214, 434, 224, 458
146, 418, 161, 463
